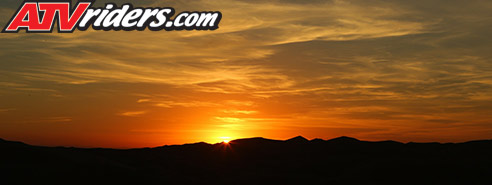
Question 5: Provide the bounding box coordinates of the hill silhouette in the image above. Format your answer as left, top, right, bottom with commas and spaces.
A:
1, 136, 492, 185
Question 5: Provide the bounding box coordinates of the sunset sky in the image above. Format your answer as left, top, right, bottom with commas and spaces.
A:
1, 0, 492, 148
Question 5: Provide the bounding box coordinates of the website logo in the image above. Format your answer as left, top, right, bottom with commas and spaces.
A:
2, 0, 222, 33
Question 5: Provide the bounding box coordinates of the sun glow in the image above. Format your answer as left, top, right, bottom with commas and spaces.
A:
219, 136, 231, 143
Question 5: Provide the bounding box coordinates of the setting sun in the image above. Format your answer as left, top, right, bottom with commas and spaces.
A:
219, 137, 231, 144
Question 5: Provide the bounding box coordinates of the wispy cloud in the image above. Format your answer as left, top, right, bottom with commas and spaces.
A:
0, 108, 15, 113
119, 111, 147, 117
22, 117, 72, 123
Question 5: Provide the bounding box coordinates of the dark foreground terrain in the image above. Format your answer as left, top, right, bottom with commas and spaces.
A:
1, 136, 492, 185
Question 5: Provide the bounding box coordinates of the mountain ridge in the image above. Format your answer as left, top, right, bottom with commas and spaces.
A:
1, 136, 492, 184
3, 136, 492, 149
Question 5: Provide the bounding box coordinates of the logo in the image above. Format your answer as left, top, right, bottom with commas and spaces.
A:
2, 0, 222, 33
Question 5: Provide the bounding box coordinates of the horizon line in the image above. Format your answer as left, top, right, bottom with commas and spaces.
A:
2, 136, 492, 150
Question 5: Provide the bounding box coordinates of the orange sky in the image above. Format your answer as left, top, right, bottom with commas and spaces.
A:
1, 0, 492, 148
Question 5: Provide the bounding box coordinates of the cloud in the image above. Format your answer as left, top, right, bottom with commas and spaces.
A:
221, 110, 258, 115
22, 117, 72, 123
119, 111, 147, 117
0, 0, 432, 87
0, 108, 15, 113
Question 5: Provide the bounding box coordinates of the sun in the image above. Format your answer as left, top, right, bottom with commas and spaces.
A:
219, 136, 231, 144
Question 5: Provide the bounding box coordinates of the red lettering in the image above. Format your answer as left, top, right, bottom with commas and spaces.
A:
39, 3, 91, 31
3, 1, 92, 32
5, 3, 40, 31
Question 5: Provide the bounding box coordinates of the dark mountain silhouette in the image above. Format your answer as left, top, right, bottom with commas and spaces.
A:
1, 136, 492, 185
286, 135, 309, 143
327, 136, 360, 143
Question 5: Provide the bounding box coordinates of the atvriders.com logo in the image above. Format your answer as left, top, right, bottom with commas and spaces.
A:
2, 0, 222, 33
